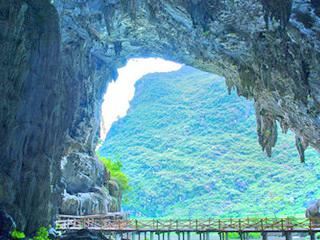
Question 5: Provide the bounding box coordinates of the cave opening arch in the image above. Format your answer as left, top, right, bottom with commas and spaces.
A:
96, 57, 320, 219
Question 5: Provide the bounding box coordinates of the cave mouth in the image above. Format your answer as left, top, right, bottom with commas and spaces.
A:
97, 58, 320, 219
100, 58, 183, 141
3, 0, 320, 235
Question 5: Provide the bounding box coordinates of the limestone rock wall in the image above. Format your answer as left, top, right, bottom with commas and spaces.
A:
0, 0, 68, 233
54, 0, 122, 218
60, 153, 121, 216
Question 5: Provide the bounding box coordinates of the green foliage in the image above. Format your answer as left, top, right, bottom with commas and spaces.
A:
247, 233, 261, 239
227, 233, 241, 239
10, 230, 25, 239
227, 233, 261, 239
97, 139, 103, 145
55, 223, 62, 230
98, 66, 320, 219
202, 31, 210, 37
99, 156, 130, 192
33, 227, 49, 240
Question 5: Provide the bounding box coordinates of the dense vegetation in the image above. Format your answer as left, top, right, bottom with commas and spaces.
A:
98, 155, 130, 192
11, 227, 50, 240
98, 66, 320, 219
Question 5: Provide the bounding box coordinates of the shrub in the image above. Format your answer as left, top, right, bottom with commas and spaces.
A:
10, 230, 25, 239
227, 232, 261, 239
33, 227, 49, 240
98, 155, 130, 192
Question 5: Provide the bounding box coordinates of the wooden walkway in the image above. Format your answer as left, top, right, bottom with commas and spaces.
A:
56, 215, 320, 239
56, 215, 320, 232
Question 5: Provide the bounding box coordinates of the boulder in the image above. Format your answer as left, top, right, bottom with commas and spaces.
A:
60, 187, 112, 215
306, 200, 320, 219
61, 153, 107, 194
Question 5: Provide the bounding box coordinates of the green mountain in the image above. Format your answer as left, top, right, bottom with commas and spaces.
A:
98, 66, 320, 219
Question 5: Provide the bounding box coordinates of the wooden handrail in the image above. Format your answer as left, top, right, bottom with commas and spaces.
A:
56, 216, 320, 232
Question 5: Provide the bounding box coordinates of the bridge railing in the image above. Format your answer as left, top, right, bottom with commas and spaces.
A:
56, 215, 320, 232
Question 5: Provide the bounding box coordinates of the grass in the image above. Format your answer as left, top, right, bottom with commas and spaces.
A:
98, 66, 320, 219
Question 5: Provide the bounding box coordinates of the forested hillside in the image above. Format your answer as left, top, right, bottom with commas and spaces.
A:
99, 66, 320, 219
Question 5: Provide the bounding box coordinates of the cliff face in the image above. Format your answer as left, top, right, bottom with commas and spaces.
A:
1, 0, 320, 234
0, 0, 121, 234
55, 0, 121, 219
0, 0, 66, 233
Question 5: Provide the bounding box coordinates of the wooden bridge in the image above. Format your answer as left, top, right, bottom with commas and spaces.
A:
56, 215, 320, 240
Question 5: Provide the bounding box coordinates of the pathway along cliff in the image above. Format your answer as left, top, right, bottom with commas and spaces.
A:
56, 215, 320, 240
1, 0, 320, 237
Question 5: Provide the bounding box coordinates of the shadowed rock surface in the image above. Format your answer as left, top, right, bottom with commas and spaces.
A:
306, 200, 320, 218
1, 0, 320, 234
60, 229, 108, 240
0, 210, 16, 239
0, 0, 67, 233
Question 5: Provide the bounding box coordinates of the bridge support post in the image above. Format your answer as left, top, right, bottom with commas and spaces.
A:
285, 232, 292, 240
245, 233, 249, 240
225, 233, 228, 240
262, 232, 268, 240
241, 232, 248, 240
150, 232, 154, 240
106, 233, 110, 240
167, 232, 170, 240
187, 232, 191, 240
132, 232, 136, 240
310, 232, 316, 240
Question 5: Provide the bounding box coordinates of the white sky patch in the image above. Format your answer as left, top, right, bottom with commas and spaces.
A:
100, 58, 182, 140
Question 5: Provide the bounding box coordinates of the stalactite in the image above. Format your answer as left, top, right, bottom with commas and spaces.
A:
260, 0, 293, 30
255, 103, 278, 157
295, 136, 309, 163
185, 0, 221, 31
